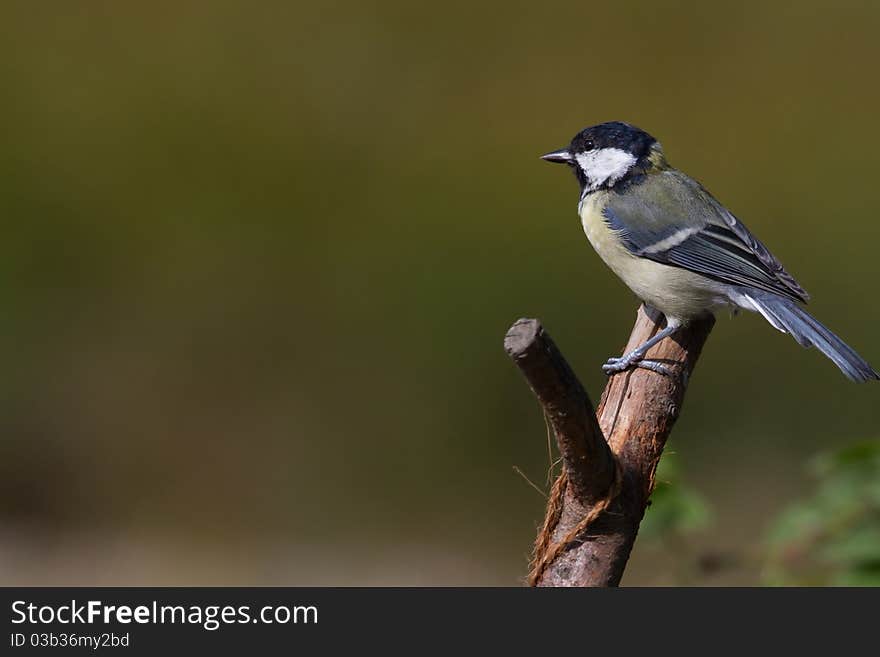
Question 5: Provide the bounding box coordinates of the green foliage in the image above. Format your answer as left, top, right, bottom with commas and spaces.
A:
764, 441, 880, 586
640, 454, 711, 540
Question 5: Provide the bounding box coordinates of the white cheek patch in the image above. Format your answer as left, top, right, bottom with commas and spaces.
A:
575, 147, 637, 191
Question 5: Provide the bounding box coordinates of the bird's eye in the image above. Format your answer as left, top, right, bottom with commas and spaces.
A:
583, 139, 594, 151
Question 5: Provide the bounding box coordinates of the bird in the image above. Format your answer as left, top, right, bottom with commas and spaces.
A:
541, 121, 878, 382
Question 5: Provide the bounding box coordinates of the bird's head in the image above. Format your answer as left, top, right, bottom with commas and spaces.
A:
542, 121, 666, 193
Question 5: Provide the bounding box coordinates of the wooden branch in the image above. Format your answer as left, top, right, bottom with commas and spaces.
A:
504, 319, 615, 504
505, 305, 715, 587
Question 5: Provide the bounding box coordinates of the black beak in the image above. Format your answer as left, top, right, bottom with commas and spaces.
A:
540, 148, 573, 164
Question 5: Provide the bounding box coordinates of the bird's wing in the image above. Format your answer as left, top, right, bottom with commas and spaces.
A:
602, 170, 809, 303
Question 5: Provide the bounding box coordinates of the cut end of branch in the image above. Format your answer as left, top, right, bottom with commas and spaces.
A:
504, 317, 541, 358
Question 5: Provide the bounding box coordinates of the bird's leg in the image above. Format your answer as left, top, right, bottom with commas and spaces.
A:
602, 323, 680, 376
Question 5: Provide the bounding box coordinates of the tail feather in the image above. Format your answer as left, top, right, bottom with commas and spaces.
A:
737, 290, 879, 383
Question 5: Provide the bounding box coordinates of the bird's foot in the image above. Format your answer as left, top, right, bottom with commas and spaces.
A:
602, 355, 672, 377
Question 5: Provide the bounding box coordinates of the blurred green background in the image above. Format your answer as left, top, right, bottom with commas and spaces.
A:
0, 1, 878, 585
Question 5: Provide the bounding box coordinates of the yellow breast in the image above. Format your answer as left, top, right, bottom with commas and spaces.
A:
578, 191, 637, 275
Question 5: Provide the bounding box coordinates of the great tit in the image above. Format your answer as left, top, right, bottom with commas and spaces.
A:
542, 121, 878, 382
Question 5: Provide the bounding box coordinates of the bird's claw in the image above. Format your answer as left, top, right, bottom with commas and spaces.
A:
602, 356, 633, 374
602, 356, 672, 377
634, 359, 673, 377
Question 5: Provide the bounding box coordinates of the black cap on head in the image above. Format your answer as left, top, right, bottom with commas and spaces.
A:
541, 121, 657, 164
569, 121, 656, 158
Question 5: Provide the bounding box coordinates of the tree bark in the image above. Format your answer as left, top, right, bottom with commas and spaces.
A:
504, 305, 714, 587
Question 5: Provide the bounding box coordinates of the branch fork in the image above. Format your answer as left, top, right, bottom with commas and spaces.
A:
504, 305, 714, 586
